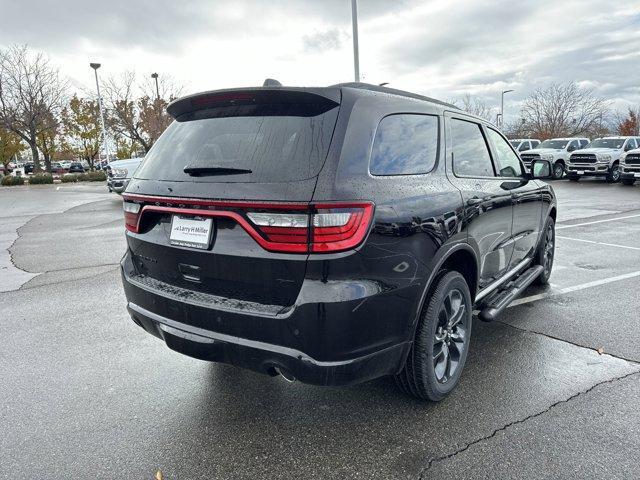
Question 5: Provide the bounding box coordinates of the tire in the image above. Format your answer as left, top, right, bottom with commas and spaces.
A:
621, 179, 635, 186
568, 175, 580, 182
606, 164, 621, 183
395, 271, 472, 401
533, 217, 555, 285
552, 161, 565, 180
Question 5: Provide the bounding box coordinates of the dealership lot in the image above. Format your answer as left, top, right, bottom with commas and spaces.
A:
1, 180, 639, 479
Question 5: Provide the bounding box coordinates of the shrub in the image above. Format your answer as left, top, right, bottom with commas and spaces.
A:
85, 170, 107, 181
29, 172, 54, 184
1, 175, 26, 186
61, 174, 79, 183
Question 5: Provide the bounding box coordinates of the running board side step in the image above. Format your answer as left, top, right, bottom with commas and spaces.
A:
477, 265, 544, 322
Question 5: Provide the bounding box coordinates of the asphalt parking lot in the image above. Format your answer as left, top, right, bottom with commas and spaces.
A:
1, 179, 639, 479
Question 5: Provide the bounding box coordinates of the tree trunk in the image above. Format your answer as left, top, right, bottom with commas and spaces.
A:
43, 154, 52, 173
29, 142, 41, 172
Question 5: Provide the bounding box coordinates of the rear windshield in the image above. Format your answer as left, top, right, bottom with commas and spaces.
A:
134, 103, 339, 183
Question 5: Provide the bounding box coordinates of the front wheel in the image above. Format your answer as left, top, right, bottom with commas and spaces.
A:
552, 162, 565, 180
395, 271, 472, 401
606, 164, 620, 183
534, 217, 555, 285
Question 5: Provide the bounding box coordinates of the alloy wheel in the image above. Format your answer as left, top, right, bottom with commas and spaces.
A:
433, 289, 468, 384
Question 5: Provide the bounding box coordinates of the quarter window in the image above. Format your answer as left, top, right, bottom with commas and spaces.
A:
486, 128, 523, 178
451, 119, 495, 177
370, 114, 439, 175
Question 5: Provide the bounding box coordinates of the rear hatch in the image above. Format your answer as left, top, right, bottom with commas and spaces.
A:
123, 88, 341, 310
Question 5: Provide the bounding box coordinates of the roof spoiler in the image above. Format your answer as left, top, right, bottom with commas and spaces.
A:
167, 87, 341, 119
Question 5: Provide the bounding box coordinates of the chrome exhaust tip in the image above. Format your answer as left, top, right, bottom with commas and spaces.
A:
274, 366, 296, 383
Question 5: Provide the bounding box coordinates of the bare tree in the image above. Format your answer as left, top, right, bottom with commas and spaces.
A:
519, 83, 610, 139
104, 72, 181, 154
448, 93, 495, 122
0, 45, 68, 171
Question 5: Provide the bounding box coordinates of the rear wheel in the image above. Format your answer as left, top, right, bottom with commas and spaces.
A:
533, 217, 555, 285
552, 161, 565, 180
622, 179, 636, 186
606, 164, 620, 183
395, 271, 472, 401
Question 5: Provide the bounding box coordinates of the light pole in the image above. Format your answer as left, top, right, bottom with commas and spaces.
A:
90, 63, 110, 164
151, 72, 160, 100
500, 89, 514, 128
351, 0, 360, 82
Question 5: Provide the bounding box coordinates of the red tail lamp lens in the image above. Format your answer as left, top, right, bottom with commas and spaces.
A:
123, 201, 141, 233
310, 204, 374, 253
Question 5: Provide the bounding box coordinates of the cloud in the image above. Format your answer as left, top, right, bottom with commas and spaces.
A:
0, 0, 637, 111
303, 28, 348, 53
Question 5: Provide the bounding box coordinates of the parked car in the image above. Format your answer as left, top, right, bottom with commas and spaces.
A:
620, 146, 640, 185
119, 82, 556, 401
24, 163, 35, 174
520, 137, 590, 179
59, 161, 72, 170
68, 162, 85, 173
107, 158, 143, 193
567, 136, 640, 182
509, 138, 541, 153
50, 162, 66, 175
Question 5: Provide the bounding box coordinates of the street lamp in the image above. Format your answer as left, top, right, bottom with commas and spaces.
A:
151, 72, 160, 100
90, 63, 110, 164
500, 89, 514, 128
351, 0, 360, 82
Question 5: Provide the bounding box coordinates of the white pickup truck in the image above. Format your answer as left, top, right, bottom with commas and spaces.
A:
520, 137, 589, 179
567, 136, 640, 183
509, 138, 541, 153
621, 145, 640, 186
107, 158, 144, 194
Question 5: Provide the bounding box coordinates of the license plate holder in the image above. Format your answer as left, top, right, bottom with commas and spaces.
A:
169, 215, 214, 250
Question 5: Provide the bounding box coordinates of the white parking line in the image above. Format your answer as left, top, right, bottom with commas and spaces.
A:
557, 235, 640, 252
556, 213, 640, 230
509, 270, 640, 307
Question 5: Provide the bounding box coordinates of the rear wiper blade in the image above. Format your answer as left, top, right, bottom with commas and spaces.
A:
183, 165, 253, 176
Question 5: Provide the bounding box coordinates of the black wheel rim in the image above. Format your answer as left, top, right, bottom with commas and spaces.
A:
612, 166, 620, 181
433, 289, 468, 384
554, 164, 563, 179
542, 222, 555, 277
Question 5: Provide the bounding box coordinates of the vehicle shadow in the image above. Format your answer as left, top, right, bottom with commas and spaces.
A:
144, 318, 613, 478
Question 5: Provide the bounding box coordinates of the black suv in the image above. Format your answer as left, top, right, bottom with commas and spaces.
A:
120, 83, 556, 401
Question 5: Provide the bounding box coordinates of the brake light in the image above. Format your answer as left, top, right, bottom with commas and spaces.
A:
121, 195, 374, 254
123, 201, 141, 233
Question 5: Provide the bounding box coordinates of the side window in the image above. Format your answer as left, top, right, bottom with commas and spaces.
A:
370, 114, 439, 175
580, 139, 588, 148
568, 141, 578, 152
486, 128, 523, 178
625, 139, 637, 151
450, 118, 495, 177
519, 141, 530, 152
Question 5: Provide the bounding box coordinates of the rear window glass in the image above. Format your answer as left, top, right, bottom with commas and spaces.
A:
134, 103, 339, 183
370, 114, 439, 175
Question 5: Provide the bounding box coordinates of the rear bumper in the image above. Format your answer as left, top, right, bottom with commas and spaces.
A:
120, 251, 415, 386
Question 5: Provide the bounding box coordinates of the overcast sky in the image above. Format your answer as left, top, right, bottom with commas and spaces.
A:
1, 0, 639, 120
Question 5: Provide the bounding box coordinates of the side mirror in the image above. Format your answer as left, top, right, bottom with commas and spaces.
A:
531, 159, 552, 179
567, 145, 576, 152
625, 144, 635, 152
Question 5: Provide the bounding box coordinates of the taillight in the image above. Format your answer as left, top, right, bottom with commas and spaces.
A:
123, 201, 141, 233
121, 195, 374, 254
245, 203, 373, 253
310, 204, 373, 253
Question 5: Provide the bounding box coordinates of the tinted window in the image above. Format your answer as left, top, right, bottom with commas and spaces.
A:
370, 114, 439, 175
487, 128, 523, 177
531, 140, 541, 148
518, 142, 530, 151
451, 119, 495, 177
135, 103, 339, 183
